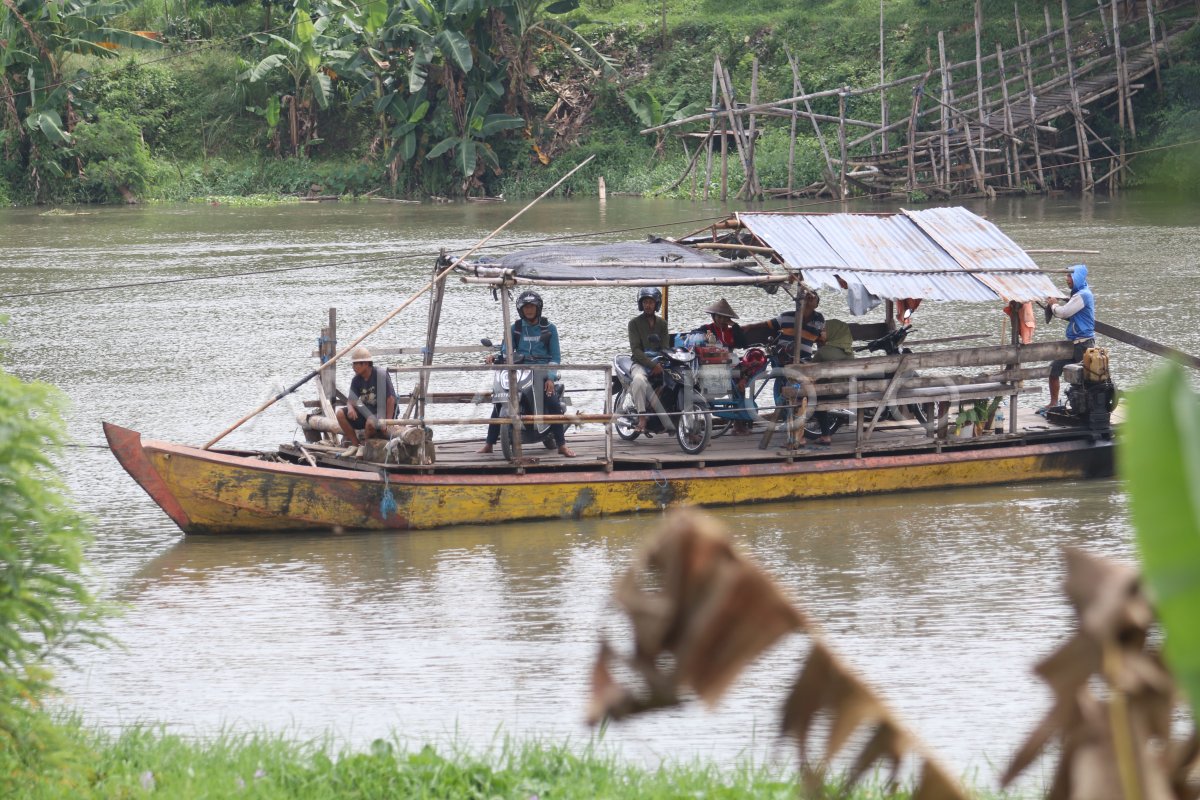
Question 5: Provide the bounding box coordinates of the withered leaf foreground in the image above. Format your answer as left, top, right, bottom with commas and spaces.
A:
1002, 548, 1199, 800
588, 509, 970, 800
780, 641, 965, 799
588, 509, 805, 722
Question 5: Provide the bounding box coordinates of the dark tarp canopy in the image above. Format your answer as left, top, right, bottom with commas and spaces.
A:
454, 242, 788, 287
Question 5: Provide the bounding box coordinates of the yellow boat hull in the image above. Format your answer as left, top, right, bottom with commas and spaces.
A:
104, 422, 1114, 534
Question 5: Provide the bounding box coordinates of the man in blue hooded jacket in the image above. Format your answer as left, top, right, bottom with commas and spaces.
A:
1043, 264, 1095, 412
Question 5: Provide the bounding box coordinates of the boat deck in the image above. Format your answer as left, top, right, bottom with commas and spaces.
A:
278, 404, 1102, 475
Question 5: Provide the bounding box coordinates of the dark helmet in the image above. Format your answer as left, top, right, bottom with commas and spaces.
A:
636, 286, 662, 312
516, 289, 543, 318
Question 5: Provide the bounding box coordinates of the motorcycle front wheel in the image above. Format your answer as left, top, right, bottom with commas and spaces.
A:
676, 397, 713, 455
614, 389, 642, 441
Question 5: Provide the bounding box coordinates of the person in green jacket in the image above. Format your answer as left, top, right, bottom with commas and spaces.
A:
628, 287, 669, 433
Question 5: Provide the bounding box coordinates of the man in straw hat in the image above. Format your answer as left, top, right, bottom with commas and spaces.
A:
696, 298, 747, 349
336, 346, 397, 457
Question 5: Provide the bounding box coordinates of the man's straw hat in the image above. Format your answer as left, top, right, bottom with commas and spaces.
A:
703, 298, 739, 319
350, 346, 373, 364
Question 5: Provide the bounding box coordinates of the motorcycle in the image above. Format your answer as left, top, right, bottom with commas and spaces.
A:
852, 320, 929, 426
610, 335, 713, 455
481, 338, 564, 460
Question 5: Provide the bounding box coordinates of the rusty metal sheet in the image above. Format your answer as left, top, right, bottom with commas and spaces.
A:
736, 208, 1058, 304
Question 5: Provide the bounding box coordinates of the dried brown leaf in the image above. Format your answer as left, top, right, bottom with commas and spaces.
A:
586, 641, 636, 725
781, 642, 838, 763
1036, 633, 1100, 699
621, 509, 804, 706
1063, 547, 1153, 650
613, 570, 674, 665
911, 759, 969, 800
780, 642, 884, 769
1000, 695, 1078, 787
846, 721, 910, 791
676, 549, 806, 705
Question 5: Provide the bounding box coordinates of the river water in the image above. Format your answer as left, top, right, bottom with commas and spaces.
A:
3, 194, 1198, 785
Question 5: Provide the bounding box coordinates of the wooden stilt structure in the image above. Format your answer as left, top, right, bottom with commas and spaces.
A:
639, 0, 1196, 200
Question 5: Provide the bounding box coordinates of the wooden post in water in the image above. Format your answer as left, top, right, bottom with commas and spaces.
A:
974, 0, 986, 137
1061, 0, 1094, 192
720, 123, 729, 201
320, 308, 337, 408
1008, 301, 1020, 434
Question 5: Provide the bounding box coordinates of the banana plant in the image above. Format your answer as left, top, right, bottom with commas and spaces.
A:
238, 0, 354, 155
624, 88, 704, 155
425, 94, 524, 188
491, 0, 618, 115
383, 0, 490, 94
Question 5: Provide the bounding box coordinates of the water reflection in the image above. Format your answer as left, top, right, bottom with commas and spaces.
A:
3, 195, 1191, 780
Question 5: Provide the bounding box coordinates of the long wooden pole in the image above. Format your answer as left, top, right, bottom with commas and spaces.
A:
201, 154, 596, 449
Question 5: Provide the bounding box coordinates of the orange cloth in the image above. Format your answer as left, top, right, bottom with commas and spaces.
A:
1003, 302, 1037, 344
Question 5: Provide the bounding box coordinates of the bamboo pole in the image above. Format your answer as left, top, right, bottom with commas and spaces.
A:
747, 57, 760, 200
1019, 35, 1048, 189
201, 154, 596, 450
1111, 0, 1126, 191
787, 52, 798, 197
838, 89, 848, 198
716, 63, 754, 197
938, 31, 951, 189
997, 42, 1019, 188
787, 50, 838, 192
1044, 5, 1058, 66
1147, 0, 1162, 90
1061, 0, 1093, 192
879, 0, 889, 153
975, 0, 986, 132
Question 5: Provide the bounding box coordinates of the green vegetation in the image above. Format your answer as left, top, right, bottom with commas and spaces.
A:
4, 723, 824, 799
0, 325, 107, 795
0, 0, 1197, 204
1121, 363, 1200, 722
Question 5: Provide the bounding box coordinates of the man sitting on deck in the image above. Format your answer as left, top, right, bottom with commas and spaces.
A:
336, 346, 398, 457
1041, 264, 1096, 414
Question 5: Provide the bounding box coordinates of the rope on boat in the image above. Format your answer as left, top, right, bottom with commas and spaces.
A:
379, 469, 398, 520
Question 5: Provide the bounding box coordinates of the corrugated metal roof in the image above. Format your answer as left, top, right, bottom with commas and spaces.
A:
736, 208, 1058, 303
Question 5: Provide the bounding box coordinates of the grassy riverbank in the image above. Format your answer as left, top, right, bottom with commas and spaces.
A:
2, 712, 1012, 800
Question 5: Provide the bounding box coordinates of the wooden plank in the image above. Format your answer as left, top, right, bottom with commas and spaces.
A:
779, 340, 1075, 381
1094, 320, 1200, 370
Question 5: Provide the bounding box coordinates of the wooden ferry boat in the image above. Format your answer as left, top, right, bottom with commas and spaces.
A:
106, 207, 1117, 534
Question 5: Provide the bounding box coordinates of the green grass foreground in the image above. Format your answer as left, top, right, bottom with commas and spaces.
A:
0, 711, 1026, 799
5, 714, 810, 799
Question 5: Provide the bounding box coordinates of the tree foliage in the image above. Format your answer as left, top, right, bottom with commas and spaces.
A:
0, 0, 161, 201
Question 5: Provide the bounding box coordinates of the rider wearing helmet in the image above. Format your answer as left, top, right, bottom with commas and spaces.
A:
628, 287, 669, 433
478, 290, 575, 457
